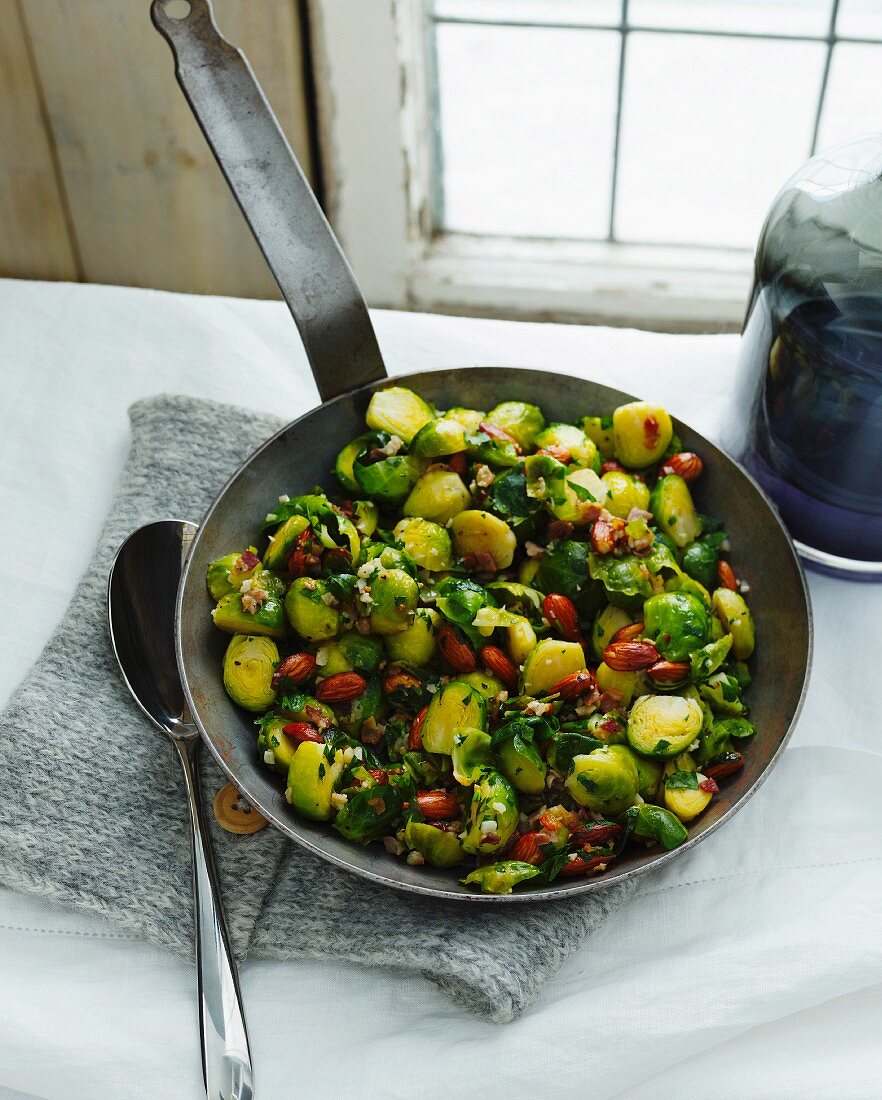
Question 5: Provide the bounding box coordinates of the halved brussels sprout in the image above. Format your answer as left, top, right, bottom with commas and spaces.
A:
207, 550, 260, 601
496, 729, 547, 794
212, 589, 286, 639
699, 671, 746, 715
612, 400, 673, 467
521, 639, 587, 696
580, 709, 627, 745
318, 633, 384, 677
465, 430, 521, 469
335, 433, 374, 492
712, 587, 755, 659
222, 634, 279, 711
256, 714, 297, 774
451, 510, 517, 570
537, 539, 591, 597
334, 777, 406, 842
611, 744, 662, 801
601, 469, 650, 520
384, 607, 439, 667
461, 861, 541, 894
368, 567, 419, 634
566, 746, 638, 815
524, 454, 608, 526
353, 500, 379, 537
403, 468, 471, 524
485, 400, 545, 449
452, 727, 493, 785
410, 417, 468, 457
453, 670, 504, 701
534, 423, 599, 468
626, 694, 704, 757
284, 577, 340, 641
595, 661, 641, 709
263, 514, 310, 570
287, 741, 344, 821
365, 386, 434, 443
421, 679, 487, 755
393, 517, 453, 571
405, 820, 464, 868
591, 604, 633, 661
682, 535, 725, 590
579, 414, 616, 459
650, 474, 701, 548
664, 754, 713, 822
507, 615, 538, 665
445, 406, 485, 433
354, 451, 426, 505
461, 768, 519, 854
626, 802, 688, 850
643, 591, 710, 661
471, 605, 523, 636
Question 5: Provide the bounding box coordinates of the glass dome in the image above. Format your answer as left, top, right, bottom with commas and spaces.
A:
729, 135, 882, 580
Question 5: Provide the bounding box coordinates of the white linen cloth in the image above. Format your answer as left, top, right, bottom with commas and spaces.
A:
0, 278, 879, 1099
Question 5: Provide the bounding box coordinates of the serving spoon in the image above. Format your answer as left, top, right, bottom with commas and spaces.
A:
108, 519, 254, 1100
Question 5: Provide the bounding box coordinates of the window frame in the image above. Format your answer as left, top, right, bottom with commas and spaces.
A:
311, 0, 851, 331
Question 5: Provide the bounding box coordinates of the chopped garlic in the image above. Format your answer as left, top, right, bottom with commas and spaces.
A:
480, 819, 498, 834
492, 801, 507, 815
263, 750, 276, 765
330, 792, 348, 809
406, 850, 425, 866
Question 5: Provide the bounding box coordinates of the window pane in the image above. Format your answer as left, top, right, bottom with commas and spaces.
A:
817, 43, 882, 150
615, 34, 825, 247
433, 1, 621, 27
436, 24, 619, 237
835, 0, 882, 40
628, 0, 832, 36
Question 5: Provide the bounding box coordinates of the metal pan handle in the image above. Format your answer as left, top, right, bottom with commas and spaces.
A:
151, 0, 387, 401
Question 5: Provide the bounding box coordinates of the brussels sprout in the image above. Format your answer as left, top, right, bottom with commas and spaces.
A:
595, 661, 641, 709
450, 510, 517, 570
334, 777, 406, 842
286, 741, 344, 821
663, 571, 711, 607
626, 803, 688, 850
207, 550, 260, 601
284, 577, 340, 641
421, 680, 487, 755
611, 744, 663, 801
519, 557, 541, 585
486, 581, 543, 615
612, 400, 673, 466
664, 755, 713, 822
461, 768, 519, 854
496, 729, 547, 794
384, 607, 439, 667
650, 474, 701, 549
579, 414, 616, 459
335, 433, 374, 492
699, 671, 746, 715
588, 553, 653, 612
643, 591, 710, 661
485, 400, 545, 449
368, 567, 419, 634
403, 468, 471, 524
460, 861, 541, 894
410, 417, 468, 458
354, 451, 426, 505
591, 605, 633, 660
626, 694, 704, 757
565, 746, 638, 815
466, 431, 521, 469
534, 423, 599, 469
536, 540, 591, 598
264, 495, 360, 559
313, 641, 352, 677
452, 727, 493, 785
365, 386, 434, 443
262, 514, 310, 570
404, 820, 464, 868
278, 692, 334, 726
353, 500, 379, 536
507, 616, 538, 665
222, 634, 279, 711
525, 455, 608, 526
601, 469, 651, 520
393, 517, 453, 571
453, 670, 504, 701
713, 716, 756, 740
521, 638, 587, 696
712, 588, 755, 659
445, 406, 485, 433
485, 469, 543, 532
212, 589, 286, 639
471, 605, 523, 635
580, 709, 628, 745
546, 730, 603, 774
256, 714, 296, 774
689, 634, 733, 681
682, 536, 725, 590
318, 633, 384, 677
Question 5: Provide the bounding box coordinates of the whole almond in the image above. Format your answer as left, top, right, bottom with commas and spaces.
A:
316, 671, 367, 702
660, 451, 703, 483
272, 651, 317, 689
542, 593, 581, 642
603, 639, 660, 671
548, 668, 595, 700
416, 789, 460, 820
717, 560, 738, 590
382, 668, 422, 694
508, 831, 550, 866
437, 623, 477, 673
408, 706, 428, 751
611, 621, 644, 644
479, 645, 519, 691
647, 659, 691, 685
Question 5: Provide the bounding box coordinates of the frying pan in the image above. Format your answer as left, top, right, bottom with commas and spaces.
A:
153, 0, 812, 902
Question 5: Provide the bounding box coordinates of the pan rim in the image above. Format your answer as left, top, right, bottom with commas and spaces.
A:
175, 366, 813, 904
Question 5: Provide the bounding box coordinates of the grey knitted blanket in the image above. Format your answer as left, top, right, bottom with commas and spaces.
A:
0, 394, 635, 1022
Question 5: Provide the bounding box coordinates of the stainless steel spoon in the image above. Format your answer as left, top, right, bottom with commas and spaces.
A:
108, 519, 254, 1100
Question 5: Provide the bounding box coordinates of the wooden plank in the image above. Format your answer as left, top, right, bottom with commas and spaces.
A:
0, 1, 78, 281
20, 0, 314, 298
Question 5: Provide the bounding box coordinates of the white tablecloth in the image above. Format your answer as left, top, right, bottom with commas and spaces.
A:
1, 279, 879, 1100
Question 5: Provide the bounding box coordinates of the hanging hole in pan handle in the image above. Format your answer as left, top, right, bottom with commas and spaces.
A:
163, 0, 192, 19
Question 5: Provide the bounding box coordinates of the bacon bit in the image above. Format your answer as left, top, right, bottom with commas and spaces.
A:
447, 452, 468, 476
408, 706, 428, 751
239, 549, 260, 571
538, 806, 580, 833
600, 460, 627, 475
590, 513, 628, 556
536, 444, 571, 464
368, 769, 389, 786
288, 527, 321, 578
359, 717, 384, 745
699, 776, 720, 794
598, 689, 624, 713
546, 519, 575, 542
718, 560, 738, 590
463, 550, 498, 574
643, 415, 660, 449
479, 421, 523, 454
283, 722, 324, 744
600, 717, 622, 734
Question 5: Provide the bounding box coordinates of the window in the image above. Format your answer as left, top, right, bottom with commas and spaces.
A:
312, 0, 882, 331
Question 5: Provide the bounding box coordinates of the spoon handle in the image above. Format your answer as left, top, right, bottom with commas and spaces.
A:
175, 738, 254, 1100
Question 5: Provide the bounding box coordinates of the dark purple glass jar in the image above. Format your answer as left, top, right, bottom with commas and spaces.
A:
728, 136, 882, 580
